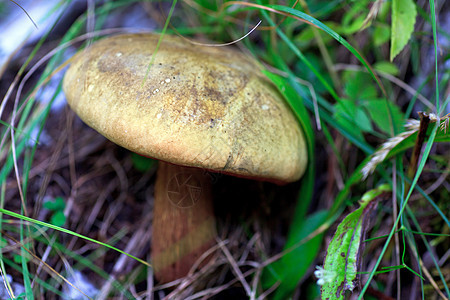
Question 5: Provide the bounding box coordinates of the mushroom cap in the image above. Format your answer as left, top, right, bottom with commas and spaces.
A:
63, 33, 307, 183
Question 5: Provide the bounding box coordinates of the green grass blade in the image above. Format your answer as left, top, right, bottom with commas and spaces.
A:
358, 121, 440, 298
267, 4, 386, 97
258, 8, 374, 154
0, 209, 150, 267
262, 211, 327, 300
2, 256, 64, 297
20, 222, 33, 299
405, 206, 450, 296
261, 70, 315, 220
428, 0, 440, 113
260, 70, 323, 298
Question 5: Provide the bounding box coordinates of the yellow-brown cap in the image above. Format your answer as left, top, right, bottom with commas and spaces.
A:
63, 33, 307, 183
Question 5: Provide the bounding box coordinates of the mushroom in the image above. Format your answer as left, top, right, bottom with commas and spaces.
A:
63, 33, 307, 282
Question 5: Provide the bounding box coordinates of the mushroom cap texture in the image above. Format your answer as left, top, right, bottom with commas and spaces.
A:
63, 33, 307, 183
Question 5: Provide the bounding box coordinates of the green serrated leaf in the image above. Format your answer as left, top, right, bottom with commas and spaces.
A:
320, 186, 388, 299
321, 209, 363, 298
390, 0, 417, 61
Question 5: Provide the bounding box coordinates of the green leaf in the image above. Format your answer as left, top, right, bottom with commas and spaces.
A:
341, 15, 366, 35
362, 99, 404, 134
373, 24, 391, 46
50, 211, 66, 227
343, 72, 377, 100
341, 1, 367, 34
320, 185, 390, 299
14, 253, 30, 264
390, 0, 417, 61
43, 197, 67, 226
334, 100, 373, 139
43, 196, 65, 211
373, 61, 400, 76
131, 153, 157, 172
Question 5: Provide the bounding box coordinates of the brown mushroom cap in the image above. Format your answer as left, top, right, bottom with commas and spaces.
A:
63, 33, 307, 182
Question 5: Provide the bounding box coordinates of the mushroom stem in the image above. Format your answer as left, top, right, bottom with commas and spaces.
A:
152, 162, 217, 282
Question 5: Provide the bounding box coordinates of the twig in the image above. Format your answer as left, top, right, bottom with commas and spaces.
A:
407, 112, 430, 179
217, 237, 252, 297
419, 257, 449, 300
